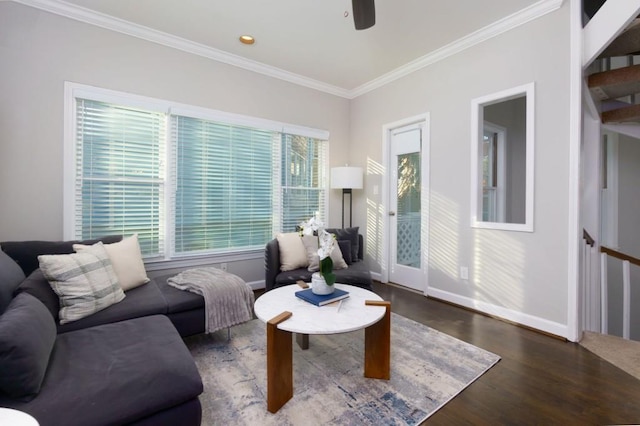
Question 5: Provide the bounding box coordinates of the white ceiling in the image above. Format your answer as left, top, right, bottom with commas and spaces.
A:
20, 0, 544, 95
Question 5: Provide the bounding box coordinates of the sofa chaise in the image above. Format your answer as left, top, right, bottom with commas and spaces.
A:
0, 236, 205, 426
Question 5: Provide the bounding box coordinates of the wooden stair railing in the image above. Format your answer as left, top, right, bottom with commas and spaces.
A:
600, 246, 640, 266
600, 245, 640, 340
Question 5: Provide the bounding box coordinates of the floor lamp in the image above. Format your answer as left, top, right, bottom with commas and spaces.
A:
331, 166, 363, 228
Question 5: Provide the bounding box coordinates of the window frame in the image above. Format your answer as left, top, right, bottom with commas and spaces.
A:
470, 82, 535, 232
64, 82, 329, 270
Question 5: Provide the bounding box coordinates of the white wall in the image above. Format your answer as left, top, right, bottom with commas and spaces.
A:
349, 3, 571, 333
0, 2, 350, 285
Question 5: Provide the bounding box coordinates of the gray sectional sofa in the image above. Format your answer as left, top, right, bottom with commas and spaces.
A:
0, 237, 205, 426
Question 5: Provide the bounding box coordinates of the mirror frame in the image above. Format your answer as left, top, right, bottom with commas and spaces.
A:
470, 82, 535, 232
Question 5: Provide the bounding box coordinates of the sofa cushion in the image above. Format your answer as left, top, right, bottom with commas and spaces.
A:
301, 235, 348, 272
276, 232, 308, 271
0, 235, 122, 276
326, 227, 359, 262
0, 247, 26, 313
274, 260, 372, 290
154, 274, 205, 314
57, 277, 168, 333
0, 293, 56, 400
74, 234, 149, 291
15, 269, 61, 322
0, 315, 203, 426
38, 242, 125, 324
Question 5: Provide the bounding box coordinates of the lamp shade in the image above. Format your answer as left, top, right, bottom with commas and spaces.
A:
331, 167, 363, 189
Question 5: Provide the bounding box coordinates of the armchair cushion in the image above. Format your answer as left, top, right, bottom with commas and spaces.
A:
276, 232, 308, 271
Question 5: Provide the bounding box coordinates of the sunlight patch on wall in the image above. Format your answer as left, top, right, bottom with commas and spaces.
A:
365, 157, 385, 269
472, 230, 525, 310
429, 191, 460, 280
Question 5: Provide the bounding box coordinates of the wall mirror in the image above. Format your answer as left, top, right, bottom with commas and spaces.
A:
470, 82, 534, 232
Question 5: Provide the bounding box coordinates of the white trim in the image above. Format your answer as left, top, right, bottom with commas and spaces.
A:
470, 82, 535, 233
567, 0, 582, 342
349, 0, 564, 98
62, 82, 77, 239
582, 0, 640, 68
428, 287, 569, 338
603, 123, 640, 140
601, 131, 619, 248
482, 121, 508, 223
381, 113, 430, 294
13, 0, 563, 99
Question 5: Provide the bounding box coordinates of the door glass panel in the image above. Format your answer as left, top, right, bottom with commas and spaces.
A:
396, 152, 421, 268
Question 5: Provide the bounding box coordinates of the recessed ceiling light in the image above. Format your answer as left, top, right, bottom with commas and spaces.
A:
239, 35, 255, 45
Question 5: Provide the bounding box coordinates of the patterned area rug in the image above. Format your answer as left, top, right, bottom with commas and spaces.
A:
185, 313, 500, 425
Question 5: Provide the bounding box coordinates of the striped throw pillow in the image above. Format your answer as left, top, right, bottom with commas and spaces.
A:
38, 242, 125, 324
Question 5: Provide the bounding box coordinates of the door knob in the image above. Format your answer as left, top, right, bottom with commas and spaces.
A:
389, 211, 396, 216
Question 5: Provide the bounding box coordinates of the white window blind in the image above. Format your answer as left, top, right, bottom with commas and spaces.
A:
280, 134, 328, 231
74, 99, 166, 256
171, 115, 279, 255
68, 84, 328, 262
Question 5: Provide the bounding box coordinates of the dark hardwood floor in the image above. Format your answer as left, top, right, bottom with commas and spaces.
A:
368, 281, 640, 425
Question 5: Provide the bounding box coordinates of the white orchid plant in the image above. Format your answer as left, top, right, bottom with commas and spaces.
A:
299, 214, 337, 286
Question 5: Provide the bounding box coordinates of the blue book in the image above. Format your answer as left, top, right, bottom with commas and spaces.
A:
295, 288, 350, 306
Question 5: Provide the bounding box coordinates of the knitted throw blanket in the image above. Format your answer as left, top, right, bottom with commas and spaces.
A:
168, 267, 254, 333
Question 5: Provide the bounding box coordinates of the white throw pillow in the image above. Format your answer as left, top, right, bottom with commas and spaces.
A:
301, 235, 348, 272
74, 234, 149, 291
276, 233, 309, 271
38, 242, 125, 324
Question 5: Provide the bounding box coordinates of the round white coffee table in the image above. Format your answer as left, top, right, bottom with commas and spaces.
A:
0, 408, 39, 426
254, 283, 391, 413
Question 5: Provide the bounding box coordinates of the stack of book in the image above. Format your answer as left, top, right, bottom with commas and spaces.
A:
295, 288, 350, 306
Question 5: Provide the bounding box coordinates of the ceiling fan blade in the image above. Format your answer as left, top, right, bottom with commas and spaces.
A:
352, 0, 375, 30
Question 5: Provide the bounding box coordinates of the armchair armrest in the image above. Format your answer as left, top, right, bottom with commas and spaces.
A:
264, 239, 281, 292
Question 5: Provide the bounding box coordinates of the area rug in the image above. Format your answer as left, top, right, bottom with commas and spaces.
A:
185, 313, 500, 425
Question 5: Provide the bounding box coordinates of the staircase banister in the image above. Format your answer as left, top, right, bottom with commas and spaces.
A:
583, 228, 596, 247
600, 246, 640, 267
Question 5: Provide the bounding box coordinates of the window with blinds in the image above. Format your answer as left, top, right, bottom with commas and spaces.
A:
74, 99, 166, 257
68, 84, 329, 261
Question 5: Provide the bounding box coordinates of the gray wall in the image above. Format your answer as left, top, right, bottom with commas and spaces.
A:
0, 2, 350, 284
349, 3, 571, 327
0, 2, 577, 331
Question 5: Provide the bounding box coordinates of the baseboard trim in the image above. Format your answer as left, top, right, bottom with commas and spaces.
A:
427, 287, 568, 339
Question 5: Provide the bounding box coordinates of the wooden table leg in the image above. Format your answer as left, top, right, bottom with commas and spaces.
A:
267, 311, 293, 413
296, 333, 309, 350
364, 300, 391, 380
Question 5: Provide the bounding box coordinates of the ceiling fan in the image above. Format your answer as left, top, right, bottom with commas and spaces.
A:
352, 0, 375, 30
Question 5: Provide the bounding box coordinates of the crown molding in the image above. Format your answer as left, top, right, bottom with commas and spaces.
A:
11, 0, 563, 100
349, 0, 564, 98
10, 0, 352, 98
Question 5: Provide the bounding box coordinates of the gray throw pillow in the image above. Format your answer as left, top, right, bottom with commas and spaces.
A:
326, 227, 359, 262
38, 242, 125, 324
0, 247, 26, 313
0, 292, 56, 400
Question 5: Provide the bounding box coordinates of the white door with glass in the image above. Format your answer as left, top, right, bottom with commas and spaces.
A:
389, 123, 424, 291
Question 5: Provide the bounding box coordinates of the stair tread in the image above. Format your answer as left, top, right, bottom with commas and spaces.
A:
601, 103, 640, 124
589, 64, 640, 100
597, 18, 640, 59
